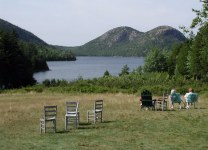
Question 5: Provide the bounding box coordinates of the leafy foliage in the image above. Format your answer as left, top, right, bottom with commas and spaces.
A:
143, 48, 168, 72
191, 1, 208, 28
31, 70, 207, 95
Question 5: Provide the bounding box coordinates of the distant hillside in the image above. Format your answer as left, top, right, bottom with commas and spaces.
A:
0, 18, 76, 74
0, 18, 47, 45
70, 26, 187, 56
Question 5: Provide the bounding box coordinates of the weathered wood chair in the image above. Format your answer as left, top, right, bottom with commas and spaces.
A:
65, 101, 79, 130
40, 105, 57, 133
140, 90, 156, 110
185, 93, 198, 109
169, 93, 183, 109
155, 92, 168, 111
87, 100, 103, 124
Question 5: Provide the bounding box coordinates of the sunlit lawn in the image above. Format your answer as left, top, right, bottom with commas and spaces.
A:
0, 92, 208, 150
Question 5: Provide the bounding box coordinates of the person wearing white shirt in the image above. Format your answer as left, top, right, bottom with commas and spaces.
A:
184, 88, 193, 109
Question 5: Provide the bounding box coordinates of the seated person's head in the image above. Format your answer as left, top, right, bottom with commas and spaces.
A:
188, 88, 193, 92
171, 89, 176, 94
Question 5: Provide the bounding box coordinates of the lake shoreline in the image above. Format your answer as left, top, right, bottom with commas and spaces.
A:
33, 56, 144, 83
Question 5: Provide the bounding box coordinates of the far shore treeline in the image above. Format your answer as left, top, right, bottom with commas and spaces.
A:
0, 1, 208, 93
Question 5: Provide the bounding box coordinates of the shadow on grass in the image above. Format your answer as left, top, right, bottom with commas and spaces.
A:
56, 130, 70, 134
50, 121, 113, 134
78, 120, 113, 130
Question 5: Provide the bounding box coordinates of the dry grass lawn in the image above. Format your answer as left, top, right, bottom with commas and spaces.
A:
0, 92, 208, 150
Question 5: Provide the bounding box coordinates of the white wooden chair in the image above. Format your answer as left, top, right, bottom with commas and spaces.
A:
65, 101, 79, 130
40, 105, 57, 133
87, 100, 103, 124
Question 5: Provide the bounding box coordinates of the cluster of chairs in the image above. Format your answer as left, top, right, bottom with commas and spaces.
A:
140, 90, 198, 111
40, 100, 103, 134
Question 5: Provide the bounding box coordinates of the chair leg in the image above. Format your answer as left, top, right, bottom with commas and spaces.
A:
101, 112, 102, 123
87, 111, 89, 123
75, 116, 77, 128
94, 113, 96, 124
54, 120, 56, 133
40, 121, 42, 134
78, 112, 80, 125
44, 121, 46, 133
65, 116, 67, 130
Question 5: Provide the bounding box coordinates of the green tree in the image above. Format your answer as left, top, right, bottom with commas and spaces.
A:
119, 64, 130, 76
180, 1, 208, 39
103, 70, 111, 77
0, 31, 36, 88
190, 23, 208, 80
167, 44, 182, 76
175, 41, 191, 78
191, 1, 208, 28
143, 48, 168, 73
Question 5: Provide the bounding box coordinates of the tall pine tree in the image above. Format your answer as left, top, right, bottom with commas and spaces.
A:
0, 31, 36, 88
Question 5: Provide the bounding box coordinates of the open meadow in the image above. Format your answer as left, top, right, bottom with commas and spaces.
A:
0, 92, 208, 150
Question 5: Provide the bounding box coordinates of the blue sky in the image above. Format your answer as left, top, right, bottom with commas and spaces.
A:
0, 0, 202, 46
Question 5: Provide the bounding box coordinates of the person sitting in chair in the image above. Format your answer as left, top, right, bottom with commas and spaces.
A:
184, 88, 194, 109
169, 88, 176, 109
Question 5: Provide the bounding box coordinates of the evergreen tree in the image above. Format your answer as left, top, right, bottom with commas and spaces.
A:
103, 70, 111, 77
119, 64, 130, 76
191, 23, 208, 79
174, 41, 191, 78
167, 44, 181, 76
0, 31, 36, 88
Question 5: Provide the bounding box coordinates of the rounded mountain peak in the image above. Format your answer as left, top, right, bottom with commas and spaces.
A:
98, 26, 143, 47
147, 25, 186, 41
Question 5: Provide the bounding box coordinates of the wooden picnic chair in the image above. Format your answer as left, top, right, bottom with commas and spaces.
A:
140, 90, 156, 110
87, 100, 103, 124
186, 93, 198, 109
169, 93, 183, 109
65, 101, 80, 130
40, 105, 57, 133
155, 92, 168, 111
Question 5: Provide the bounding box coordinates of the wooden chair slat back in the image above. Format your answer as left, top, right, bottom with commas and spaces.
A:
44, 106, 57, 118
95, 100, 103, 110
66, 101, 79, 113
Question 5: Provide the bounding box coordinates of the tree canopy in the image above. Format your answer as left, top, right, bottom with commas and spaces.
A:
0, 31, 36, 88
143, 1, 208, 81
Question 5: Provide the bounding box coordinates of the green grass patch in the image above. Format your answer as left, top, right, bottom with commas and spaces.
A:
0, 92, 208, 149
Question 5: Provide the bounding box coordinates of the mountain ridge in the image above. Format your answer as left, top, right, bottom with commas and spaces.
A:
70, 25, 187, 56
0, 18, 47, 45
0, 18, 187, 57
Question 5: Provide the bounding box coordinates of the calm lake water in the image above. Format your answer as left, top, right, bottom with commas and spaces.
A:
33, 56, 144, 83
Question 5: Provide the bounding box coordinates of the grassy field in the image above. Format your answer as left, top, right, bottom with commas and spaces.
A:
0, 92, 208, 150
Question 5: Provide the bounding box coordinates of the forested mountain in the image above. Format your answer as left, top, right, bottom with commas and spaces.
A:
0, 18, 76, 88
70, 26, 187, 56
0, 18, 47, 45
0, 18, 76, 62
0, 18, 76, 69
